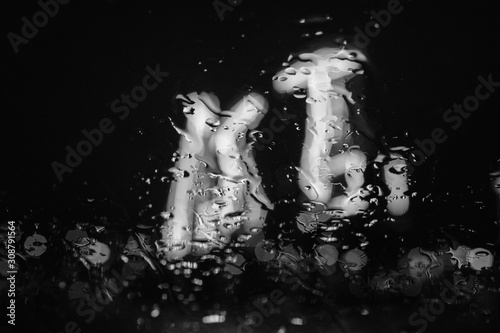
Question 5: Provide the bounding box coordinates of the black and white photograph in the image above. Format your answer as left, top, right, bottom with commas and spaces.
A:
2, 1, 500, 332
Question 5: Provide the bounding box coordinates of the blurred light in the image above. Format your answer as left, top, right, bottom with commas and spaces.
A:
151, 308, 160, 318
202, 314, 225, 324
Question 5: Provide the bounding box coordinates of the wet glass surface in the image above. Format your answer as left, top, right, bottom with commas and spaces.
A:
2, 1, 500, 333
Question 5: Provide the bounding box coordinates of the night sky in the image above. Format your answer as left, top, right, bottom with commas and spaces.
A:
2, 1, 500, 333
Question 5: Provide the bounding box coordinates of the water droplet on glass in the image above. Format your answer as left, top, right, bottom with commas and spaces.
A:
299, 67, 311, 75
205, 118, 220, 127
223, 223, 234, 230
293, 93, 307, 99
183, 106, 195, 115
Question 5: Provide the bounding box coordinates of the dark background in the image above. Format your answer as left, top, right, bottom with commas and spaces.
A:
2, 0, 500, 332
2, 0, 500, 217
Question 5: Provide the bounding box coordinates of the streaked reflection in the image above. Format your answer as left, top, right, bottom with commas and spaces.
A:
157, 92, 273, 261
